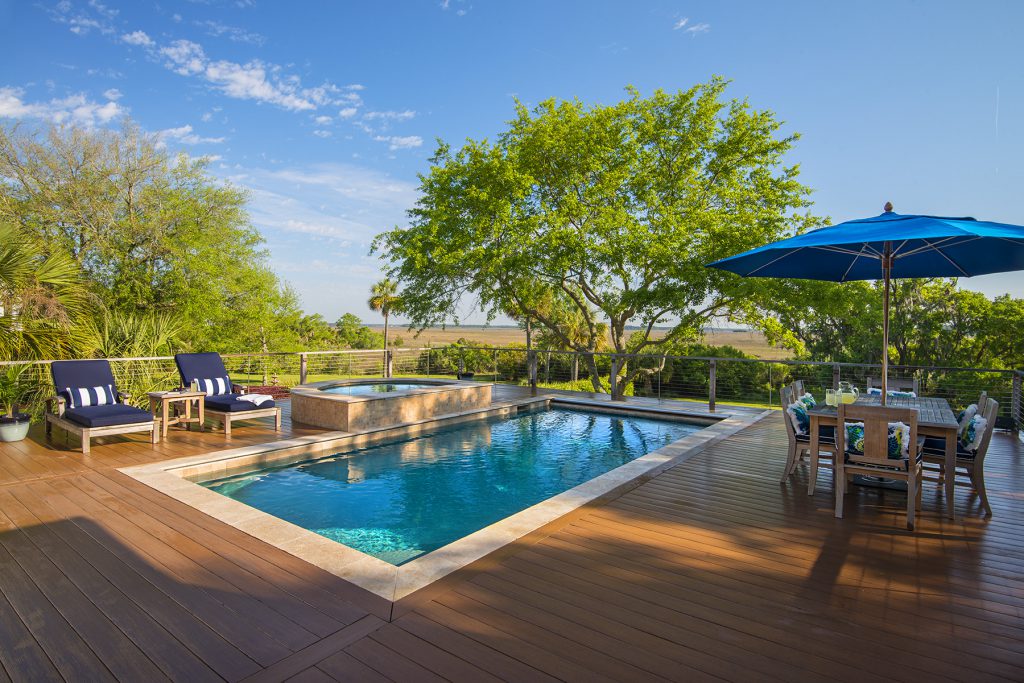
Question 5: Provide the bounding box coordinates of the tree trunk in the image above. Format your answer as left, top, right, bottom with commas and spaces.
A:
383, 312, 391, 378
572, 355, 579, 382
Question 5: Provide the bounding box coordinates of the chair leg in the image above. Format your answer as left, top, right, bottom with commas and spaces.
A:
45, 416, 52, 438
971, 466, 992, 517
906, 470, 917, 531
781, 443, 797, 482
275, 408, 282, 432
224, 417, 231, 438
81, 429, 91, 456
151, 423, 160, 444
807, 451, 820, 496
916, 475, 923, 511
834, 464, 845, 519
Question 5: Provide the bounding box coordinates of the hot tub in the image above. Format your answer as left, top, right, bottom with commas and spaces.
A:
289, 378, 492, 432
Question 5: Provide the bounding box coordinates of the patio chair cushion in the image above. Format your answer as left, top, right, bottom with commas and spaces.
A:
922, 436, 977, 460
62, 404, 153, 428
867, 387, 917, 398
204, 393, 276, 413
786, 401, 810, 435
844, 421, 911, 459
956, 404, 978, 434
175, 353, 232, 389
795, 425, 836, 444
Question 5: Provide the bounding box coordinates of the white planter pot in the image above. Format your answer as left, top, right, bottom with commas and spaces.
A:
0, 415, 30, 442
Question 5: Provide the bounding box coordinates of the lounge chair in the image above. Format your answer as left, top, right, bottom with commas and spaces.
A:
174, 353, 281, 437
45, 359, 159, 455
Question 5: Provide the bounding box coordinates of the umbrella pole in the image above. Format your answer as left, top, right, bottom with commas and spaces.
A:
881, 242, 892, 406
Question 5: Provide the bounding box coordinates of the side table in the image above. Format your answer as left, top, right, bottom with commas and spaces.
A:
148, 391, 205, 439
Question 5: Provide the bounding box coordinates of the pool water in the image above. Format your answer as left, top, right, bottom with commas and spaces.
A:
320, 382, 439, 396
202, 407, 700, 565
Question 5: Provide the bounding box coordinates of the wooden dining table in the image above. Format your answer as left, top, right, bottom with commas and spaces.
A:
807, 394, 960, 520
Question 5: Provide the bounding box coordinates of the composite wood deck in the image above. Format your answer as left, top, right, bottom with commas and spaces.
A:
0, 392, 1021, 681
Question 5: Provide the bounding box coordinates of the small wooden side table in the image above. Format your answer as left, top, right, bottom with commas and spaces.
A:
148, 391, 205, 438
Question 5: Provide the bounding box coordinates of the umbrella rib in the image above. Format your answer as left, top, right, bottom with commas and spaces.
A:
746, 247, 806, 276
928, 241, 972, 277
839, 245, 872, 281
898, 236, 979, 258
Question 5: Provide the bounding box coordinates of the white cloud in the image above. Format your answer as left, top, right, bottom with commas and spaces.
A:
157, 124, 226, 145
339, 107, 358, 118
122, 30, 154, 46
172, 13, 182, 22
363, 109, 416, 122
684, 22, 710, 35
673, 17, 689, 30
195, 19, 265, 46
374, 135, 423, 150
0, 87, 124, 127
312, 129, 332, 138
314, 115, 333, 125
158, 38, 345, 112
50, 0, 117, 35
103, 88, 122, 100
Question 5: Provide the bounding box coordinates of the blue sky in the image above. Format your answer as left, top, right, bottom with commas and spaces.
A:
2, 0, 1023, 324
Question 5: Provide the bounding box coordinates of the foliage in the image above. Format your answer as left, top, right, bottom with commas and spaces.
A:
0, 364, 32, 417
375, 78, 820, 397
367, 278, 403, 349
0, 122, 303, 354
0, 220, 93, 361
335, 313, 384, 350
93, 308, 184, 358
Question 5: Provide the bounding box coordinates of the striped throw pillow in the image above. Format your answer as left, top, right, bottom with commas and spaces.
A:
195, 376, 232, 396
65, 385, 117, 409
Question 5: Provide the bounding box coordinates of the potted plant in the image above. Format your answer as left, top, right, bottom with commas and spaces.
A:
0, 365, 32, 442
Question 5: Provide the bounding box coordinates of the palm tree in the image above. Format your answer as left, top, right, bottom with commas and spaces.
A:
0, 221, 91, 361
367, 279, 402, 377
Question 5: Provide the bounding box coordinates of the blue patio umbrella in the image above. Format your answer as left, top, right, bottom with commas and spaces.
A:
707, 203, 1024, 402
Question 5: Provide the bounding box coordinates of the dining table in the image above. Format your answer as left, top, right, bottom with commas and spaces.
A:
807, 394, 960, 520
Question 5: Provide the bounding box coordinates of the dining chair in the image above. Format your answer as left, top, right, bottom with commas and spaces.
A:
922, 396, 998, 516
834, 403, 924, 530
780, 384, 837, 486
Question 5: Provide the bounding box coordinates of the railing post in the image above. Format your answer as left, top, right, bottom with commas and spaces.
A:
708, 359, 717, 412
1012, 373, 1021, 434
299, 353, 308, 385
426, 348, 431, 377
832, 363, 841, 390
493, 349, 499, 383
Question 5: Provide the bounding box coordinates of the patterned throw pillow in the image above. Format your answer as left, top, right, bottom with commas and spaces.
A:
844, 421, 910, 459
195, 376, 232, 396
798, 392, 816, 408
960, 415, 987, 451
64, 385, 117, 409
786, 401, 810, 435
866, 387, 917, 398
957, 404, 978, 436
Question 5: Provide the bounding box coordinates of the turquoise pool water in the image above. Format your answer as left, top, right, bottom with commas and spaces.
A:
320, 382, 439, 396
202, 407, 700, 565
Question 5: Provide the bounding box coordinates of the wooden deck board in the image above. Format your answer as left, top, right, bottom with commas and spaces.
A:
0, 393, 1021, 681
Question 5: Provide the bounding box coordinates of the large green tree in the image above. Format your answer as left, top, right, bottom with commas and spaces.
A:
375, 79, 819, 397
0, 122, 301, 353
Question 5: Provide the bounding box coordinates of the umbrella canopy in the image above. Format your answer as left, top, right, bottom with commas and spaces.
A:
707, 205, 1024, 401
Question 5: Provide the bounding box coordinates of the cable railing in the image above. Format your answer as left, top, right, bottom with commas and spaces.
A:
3, 346, 1021, 430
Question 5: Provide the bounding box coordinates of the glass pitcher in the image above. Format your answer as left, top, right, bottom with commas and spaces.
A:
837, 381, 859, 404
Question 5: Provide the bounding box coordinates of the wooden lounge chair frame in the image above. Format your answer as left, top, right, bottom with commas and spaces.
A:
174, 352, 281, 438
45, 395, 159, 456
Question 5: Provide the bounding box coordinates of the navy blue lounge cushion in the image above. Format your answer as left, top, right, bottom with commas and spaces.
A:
63, 404, 153, 428
204, 393, 276, 413
51, 360, 118, 394
175, 352, 232, 389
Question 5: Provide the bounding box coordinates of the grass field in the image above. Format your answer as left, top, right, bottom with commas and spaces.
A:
372, 325, 792, 360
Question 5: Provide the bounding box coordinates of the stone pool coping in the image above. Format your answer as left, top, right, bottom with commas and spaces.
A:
120, 396, 769, 603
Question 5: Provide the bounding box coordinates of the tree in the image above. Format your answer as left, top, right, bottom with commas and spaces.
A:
335, 313, 384, 350
374, 79, 819, 398
0, 122, 298, 353
367, 278, 403, 350
0, 220, 92, 360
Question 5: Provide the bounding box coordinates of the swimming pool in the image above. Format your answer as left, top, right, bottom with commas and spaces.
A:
202, 406, 700, 565
320, 382, 439, 396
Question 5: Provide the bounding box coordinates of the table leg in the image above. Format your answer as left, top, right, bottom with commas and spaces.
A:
807, 416, 820, 496
945, 428, 956, 520
198, 399, 204, 432
162, 400, 170, 439
185, 399, 192, 431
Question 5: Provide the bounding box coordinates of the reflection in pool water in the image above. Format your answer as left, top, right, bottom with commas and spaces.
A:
204, 407, 700, 565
